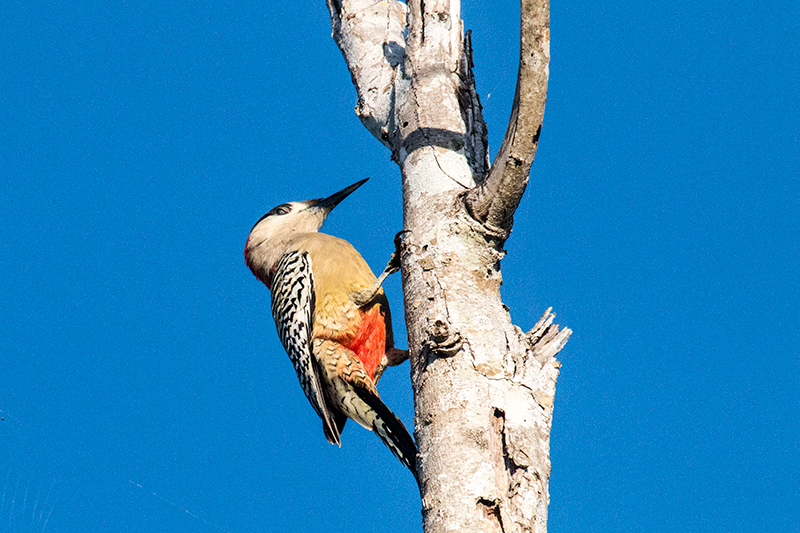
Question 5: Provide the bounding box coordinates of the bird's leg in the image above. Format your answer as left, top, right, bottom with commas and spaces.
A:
373, 346, 411, 382
385, 347, 409, 366
352, 230, 409, 307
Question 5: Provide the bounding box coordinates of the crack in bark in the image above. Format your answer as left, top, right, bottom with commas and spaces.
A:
419, 0, 426, 42
502, 437, 521, 480
477, 498, 505, 533
493, 408, 518, 478
433, 152, 471, 189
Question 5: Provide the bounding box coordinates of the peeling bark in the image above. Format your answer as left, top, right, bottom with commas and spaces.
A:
324, 0, 568, 532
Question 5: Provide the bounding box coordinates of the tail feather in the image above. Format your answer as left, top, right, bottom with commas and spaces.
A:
353, 386, 418, 475
323, 410, 348, 447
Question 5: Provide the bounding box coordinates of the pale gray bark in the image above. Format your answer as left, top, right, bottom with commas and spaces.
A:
325, 1, 569, 532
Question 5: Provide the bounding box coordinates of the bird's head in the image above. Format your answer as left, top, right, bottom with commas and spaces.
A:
244, 178, 368, 286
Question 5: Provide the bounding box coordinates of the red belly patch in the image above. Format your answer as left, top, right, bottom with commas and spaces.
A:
346, 305, 386, 380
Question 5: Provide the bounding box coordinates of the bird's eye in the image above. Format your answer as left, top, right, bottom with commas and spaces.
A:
266, 204, 292, 217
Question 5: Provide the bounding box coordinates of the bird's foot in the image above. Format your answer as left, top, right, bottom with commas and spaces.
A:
352, 230, 409, 307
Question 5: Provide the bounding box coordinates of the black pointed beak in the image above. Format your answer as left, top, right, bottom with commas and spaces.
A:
308, 178, 369, 213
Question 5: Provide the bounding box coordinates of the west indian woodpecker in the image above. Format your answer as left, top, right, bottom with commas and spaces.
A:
244, 179, 417, 474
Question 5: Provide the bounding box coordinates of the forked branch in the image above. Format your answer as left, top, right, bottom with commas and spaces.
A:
465, 0, 550, 234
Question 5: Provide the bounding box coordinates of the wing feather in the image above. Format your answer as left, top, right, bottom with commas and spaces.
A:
270, 251, 340, 445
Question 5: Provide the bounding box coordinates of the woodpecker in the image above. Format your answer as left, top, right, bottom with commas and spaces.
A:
244, 178, 416, 474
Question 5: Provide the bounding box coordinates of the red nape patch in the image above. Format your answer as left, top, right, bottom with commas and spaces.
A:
347, 306, 386, 380
243, 239, 252, 265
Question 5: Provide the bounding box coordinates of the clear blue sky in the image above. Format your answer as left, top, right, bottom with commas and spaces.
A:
1, 1, 798, 532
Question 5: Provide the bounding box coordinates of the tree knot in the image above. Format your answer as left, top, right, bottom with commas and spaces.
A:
425, 318, 462, 357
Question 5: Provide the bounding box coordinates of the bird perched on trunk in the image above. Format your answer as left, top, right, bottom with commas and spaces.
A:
244, 178, 416, 474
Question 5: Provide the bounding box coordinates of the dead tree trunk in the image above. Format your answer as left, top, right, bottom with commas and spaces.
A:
325, 0, 570, 531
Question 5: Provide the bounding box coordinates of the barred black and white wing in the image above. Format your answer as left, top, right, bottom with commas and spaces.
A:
270, 251, 340, 445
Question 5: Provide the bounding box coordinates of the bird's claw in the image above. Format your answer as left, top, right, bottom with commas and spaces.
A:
386, 230, 410, 274
352, 230, 409, 308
